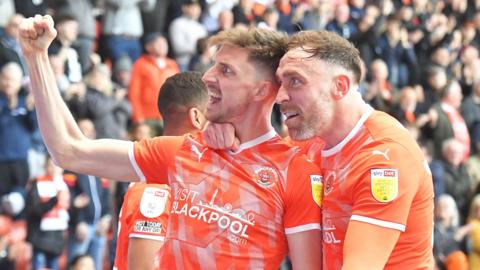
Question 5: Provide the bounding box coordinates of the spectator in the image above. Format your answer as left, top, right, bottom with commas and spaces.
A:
83, 63, 131, 139
441, 138, 472, 220
433, 194, 469, 270
326, 3, 357, 39
0, 14, 27, 77
0, 0, 15, 30
188, 37, 214, 74
168, 0, 208, 71
294, 0, 331, 31
461, 76, 480, 155
0, 62, 36, 208
274, 0, 298, 34
257, 7, 279, 30
48, 13, 82, 84
426, 80, 470, 160
112, 55, 133, 89
129, 33, 179, 136
364, 58, 394, 112
101, 0, 156, 65
374, 15, 418, 88
232, 0, 256, 27
26, 156, 70, 270
213, 9, 234, 34
201, 0, 235, 33
391, 86, 419, 125
55, 0, 99, 74
466, 194, 480, 269
66, 119, 111, 270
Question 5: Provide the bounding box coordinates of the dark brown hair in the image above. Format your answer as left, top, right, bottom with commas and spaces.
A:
208, 27, 288, 76
288, 30, 362, 83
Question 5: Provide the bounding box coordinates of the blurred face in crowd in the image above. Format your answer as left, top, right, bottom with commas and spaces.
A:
443, 140, 464, 168
146, 36, 168, 58
370, 60, 389, 81
431, 47, 451, 67
276, 47, 334, 141
428, 69, 447, 92
399, 87, 417, 113
202, 45, 264, 123
0, 65, 23, 98
183, 3, 202, 20
218, 10, 234, 30
5, 14, 24, 40
57, 19, 79, 44
444, 81, 463, 110
349, 0, 365, 8
335, 4, 350, 24
131, 123, 151, 141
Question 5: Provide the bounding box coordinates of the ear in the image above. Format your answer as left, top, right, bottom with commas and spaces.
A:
188, 107, 207, 130
331, 74, 351, 100
253, 80, 277, 101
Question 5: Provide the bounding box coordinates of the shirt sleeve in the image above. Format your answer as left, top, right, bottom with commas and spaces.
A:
128, 185, 171, 242
349, 142, 427, 232
130, 136, 184, 184
283, 155, 323, 234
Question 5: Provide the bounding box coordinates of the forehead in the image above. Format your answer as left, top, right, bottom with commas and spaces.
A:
277, 48, 321, 75
214, 44, 253, 68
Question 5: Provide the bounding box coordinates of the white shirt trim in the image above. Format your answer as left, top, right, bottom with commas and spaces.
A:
128, 142, 146, 182
350, 214, 405, 232
322, 106, 374, 157
129, 233, 165, 242
284, 223, 322, 235
230, 129, 277, 154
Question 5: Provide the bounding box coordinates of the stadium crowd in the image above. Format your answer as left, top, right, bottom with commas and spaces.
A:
0, 0, 480, 269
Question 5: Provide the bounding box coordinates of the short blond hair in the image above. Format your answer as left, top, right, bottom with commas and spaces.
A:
208, 27, 288, 77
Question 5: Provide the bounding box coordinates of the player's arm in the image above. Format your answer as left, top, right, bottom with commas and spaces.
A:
285, 157, 323, 270
287, 230, 322, 270
128, 238, 163, 270
19, 15, 138, 181
342, 142, 430, 269
342, 221, 400, 270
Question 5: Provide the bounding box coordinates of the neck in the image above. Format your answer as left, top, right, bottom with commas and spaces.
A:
323, 94, 370, 149
231, 105, 274, 143
163, 123, 193, 136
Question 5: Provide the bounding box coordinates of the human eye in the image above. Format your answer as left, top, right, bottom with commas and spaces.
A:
220, 64, 233, 75
289, 77, 301, 87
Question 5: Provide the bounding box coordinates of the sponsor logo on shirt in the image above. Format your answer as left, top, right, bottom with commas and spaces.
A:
191, 144, 207, 162
370, 168, 398, 203
140, 187, 168, 218
134, 220, 162, 233
171, 187, 255, 246
254, 167, 278, 188
310, 175, 323, 207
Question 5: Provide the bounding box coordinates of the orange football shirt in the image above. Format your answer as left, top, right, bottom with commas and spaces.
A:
320, 107, 434, 269
113, 182, 171, 270
129, 130, 322, 270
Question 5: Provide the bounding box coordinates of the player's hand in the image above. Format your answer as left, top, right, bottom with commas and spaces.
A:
18, 15, 57, 56
202, 122, 239, 151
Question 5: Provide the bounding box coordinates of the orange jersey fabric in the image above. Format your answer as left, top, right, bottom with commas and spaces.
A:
129, 130, 322, 270
114, 182, 171, 270
321, 107, 434, 269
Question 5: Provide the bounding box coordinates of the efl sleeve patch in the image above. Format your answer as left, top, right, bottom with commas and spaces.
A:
310, 175, 323, 207
140, 187, 168, 218
370, 169, 398, 203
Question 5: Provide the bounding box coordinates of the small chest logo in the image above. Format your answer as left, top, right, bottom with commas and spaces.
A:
254, 167, 278, 188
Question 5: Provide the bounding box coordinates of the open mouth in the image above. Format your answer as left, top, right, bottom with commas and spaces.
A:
283, 111, 299, 120
209, 92, 222, 104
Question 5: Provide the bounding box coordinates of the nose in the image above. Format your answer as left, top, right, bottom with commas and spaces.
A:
202, 66, 215, 84
276, 84, 289, 104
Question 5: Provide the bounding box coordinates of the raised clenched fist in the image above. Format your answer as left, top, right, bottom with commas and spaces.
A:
18, 15, 57, 56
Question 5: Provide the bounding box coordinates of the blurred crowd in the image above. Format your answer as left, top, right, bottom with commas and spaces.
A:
1, 0, 480, 269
